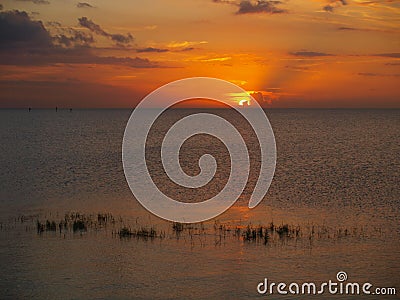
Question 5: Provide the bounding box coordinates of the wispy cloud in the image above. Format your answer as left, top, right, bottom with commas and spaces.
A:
322, 0, 347, 12
47, 20, 94, 47
236, 1, 287, 14
77, 2, 95, 9
338, 26, 357, 30
373, 53, 400, 58
136, 47, 169, 53
285, 65, 319, 73
167, 41, 208, 48
289, 51, 334, 57
200, 56, 231, 62
53, 31, 94, 47
78, 17, 133, 45
337, 26, 399, 34
358, 72, 400, 77
213, 0, 287, 14
358, 72, 379, 76
15, 0, 50, 4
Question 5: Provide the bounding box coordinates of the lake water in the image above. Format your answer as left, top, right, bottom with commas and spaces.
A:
0, 108, 399, 299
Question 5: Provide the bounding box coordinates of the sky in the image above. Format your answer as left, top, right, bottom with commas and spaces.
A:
0, 0, 399, 108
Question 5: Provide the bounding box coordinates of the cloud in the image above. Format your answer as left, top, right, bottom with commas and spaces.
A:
0, 10, 162, 68
358, 72, 400, 77
323, 0, 347, 12
289, 51, 334, 57
213, 0, 287, 14
46, 21, 61, 27
178, 47, 196, 52
0, 46, 161, 68
47, 20, 94, 47
373, 53, 400, 58
136, 47, 169, 53
0, 4, 3, 10
338, 26, 357, 30
323, 4, 334, 11
236, 0, 287, 14
337, 25, 397, 34
53, 31, 94, 47
15, 0, 50, 4
249, 90, 281, 106
200, 56, 231, 62
358, 72, 379, 76
285, 65, 318, 73
167, 40, 208, 48
0, 10, 52, 49
77, 2, 94, 8
78, 17, 133, 45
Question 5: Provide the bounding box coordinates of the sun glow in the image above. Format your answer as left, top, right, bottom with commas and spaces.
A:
239, 99, 250, 106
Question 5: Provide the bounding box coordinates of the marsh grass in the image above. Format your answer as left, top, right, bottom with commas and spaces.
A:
118, 226, 160, 240
1, 211, 384, 248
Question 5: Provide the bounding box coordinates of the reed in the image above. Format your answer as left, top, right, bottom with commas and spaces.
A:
8, 211, 378, 248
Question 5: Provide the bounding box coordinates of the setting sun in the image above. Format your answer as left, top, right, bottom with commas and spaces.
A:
0, 0, 398, 108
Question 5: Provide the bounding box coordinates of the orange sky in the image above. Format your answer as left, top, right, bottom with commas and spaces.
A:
0, 0, 399, 108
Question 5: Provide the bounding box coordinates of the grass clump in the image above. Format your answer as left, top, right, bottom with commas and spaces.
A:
73, 220, 86, 232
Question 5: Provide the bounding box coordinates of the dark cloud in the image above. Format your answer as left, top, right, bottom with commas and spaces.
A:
53, 31, 94, 47
237, 0, 286, 14
358, 72, 379, 77
358, 72, 400, 77
15, 0, 50, 4
0, 10, 52, 49
0, 10, 162, 68
136, 47, 169, 53
323, 4, 334, 11
285, 65, 314, 72
0, 46, 161, 68
0, 4, 3, 10
47, 20, 94, 47
338, 26, 357, 30
78, 17, 133, 45
373, 53, 400, 58
323, 0, 347, 12
289, 51, 333, 57
179, 47, 195, 51
249, 91, 266, 103
78, 17, 109, 36
337, 26, 396, 34
135, 46, 197, 53
213, 0, 287, 14
77, 2, 94, 8
249, 91, 279, 107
